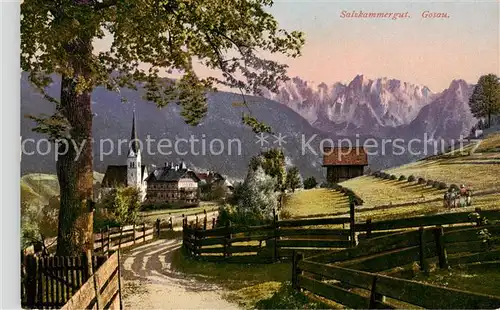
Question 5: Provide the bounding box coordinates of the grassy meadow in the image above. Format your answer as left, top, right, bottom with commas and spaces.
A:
283, 188, 349, 218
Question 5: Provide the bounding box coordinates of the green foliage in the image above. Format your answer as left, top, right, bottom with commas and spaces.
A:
303, 176, 318, 189
222, 166, 279, 226
255, 282, 331, 309
200, 183, 227, 202
390, 174, 397, 180
449, 184, 460, 192
417, 177, 426, 185
469, 74, 500, 127
21, 201, 40, 249
285, 166, 302, 192
408, 175, 416, 182
251, 148, 287, 191
99, 187, 141, 226
438, 182, 448, 190
21, 0, 305, 137
398, 175, 407, 181
21, 196, 59, 250
38, 196, 59, 239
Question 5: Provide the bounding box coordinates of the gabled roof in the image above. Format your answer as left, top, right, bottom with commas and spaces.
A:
101, 165, 147, 187
322, 147, 368, 166
146, 167, 200, 183
196, 171, 225, 183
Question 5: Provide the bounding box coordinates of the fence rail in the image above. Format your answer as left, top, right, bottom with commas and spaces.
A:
293, 222, 500, 309
183, 206, 356, 263
61, 251, 121, 310
21, 254, 107, 309
22, 221, 154, 309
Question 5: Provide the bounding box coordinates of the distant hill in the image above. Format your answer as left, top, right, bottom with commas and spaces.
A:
21, 74, 420, 180
21, 172, 104, 207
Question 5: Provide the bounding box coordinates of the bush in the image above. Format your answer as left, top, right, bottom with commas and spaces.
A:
432, 181, 440, 188
398, 175, 407, 181
449, 184, 460, 192
222, 166, 279, 226
99, 187, 141, 226
373, 171, 381, 178
408, 175, 416, 182
426, 179, 434, 186
303, 176, 318, 189
390, 175, 397, 180
255, 282, 331, 310
438, 182, 448, 190
418, 177, 426, 185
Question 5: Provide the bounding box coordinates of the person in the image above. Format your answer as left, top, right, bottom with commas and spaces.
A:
460, 184, 467, 196
443, 191, 449, 208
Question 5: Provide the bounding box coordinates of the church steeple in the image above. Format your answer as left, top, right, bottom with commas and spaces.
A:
129, 109, 139, 155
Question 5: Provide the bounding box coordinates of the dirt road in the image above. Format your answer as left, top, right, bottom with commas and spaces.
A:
121, 239, 240, 310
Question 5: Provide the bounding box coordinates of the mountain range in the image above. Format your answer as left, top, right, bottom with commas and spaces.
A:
21, 73, 477, 181
263, 75, 475, 140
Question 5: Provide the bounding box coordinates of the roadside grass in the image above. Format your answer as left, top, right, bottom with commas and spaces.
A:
170, 247, 291, 290
340, 177, 445, 208
170, 247, 336, 309
392, 262, 500, 297
283, 188, 349, 218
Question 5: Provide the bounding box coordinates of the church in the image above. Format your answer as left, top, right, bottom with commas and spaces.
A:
100, 112, 201, 206
100, 112, 149, 201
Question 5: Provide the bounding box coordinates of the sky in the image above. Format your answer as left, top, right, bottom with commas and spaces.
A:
265, 0, 500, 92
94, 0, 500, 93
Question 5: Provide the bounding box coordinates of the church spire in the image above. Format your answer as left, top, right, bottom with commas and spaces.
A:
129, 108, 139, 154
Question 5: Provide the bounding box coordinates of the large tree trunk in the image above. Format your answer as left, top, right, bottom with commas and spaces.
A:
56, 40, 94, 256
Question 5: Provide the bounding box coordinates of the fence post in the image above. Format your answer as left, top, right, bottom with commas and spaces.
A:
117, 249, 124, 310
291, 250, 297, 289
366, 218, 372, 239
118, 226, 124, 250
475, 207, 482, 226
203, 214, 207, 230
99, 228, 104, 254
349, 202, 357, 247
106, 226, 111, 256
133, 223, 136, 244
434, 226, 448, 269
156, 219, 161, 238
273, 209, 279, 262
369, 276, 386, 308
419, 227, 428, 272
25, 255, 37, 308
143, 223, 146, 242
224, 221, 231, 258
182, 214, 185, 227
212, 217, 216, 229
295, 252, 304, 291
169, 216, 173, 230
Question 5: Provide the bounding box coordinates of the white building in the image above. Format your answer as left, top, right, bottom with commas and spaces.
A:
100, 112, 148, 201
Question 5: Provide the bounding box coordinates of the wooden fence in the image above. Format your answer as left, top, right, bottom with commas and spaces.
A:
183, 207, 356, 263
22, 222, 154, 309
354, 208, 500, 241
61, 251, 121, 310
21, 254, 107, 309
292, 222, 500, 309
94, 223, 155, 256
